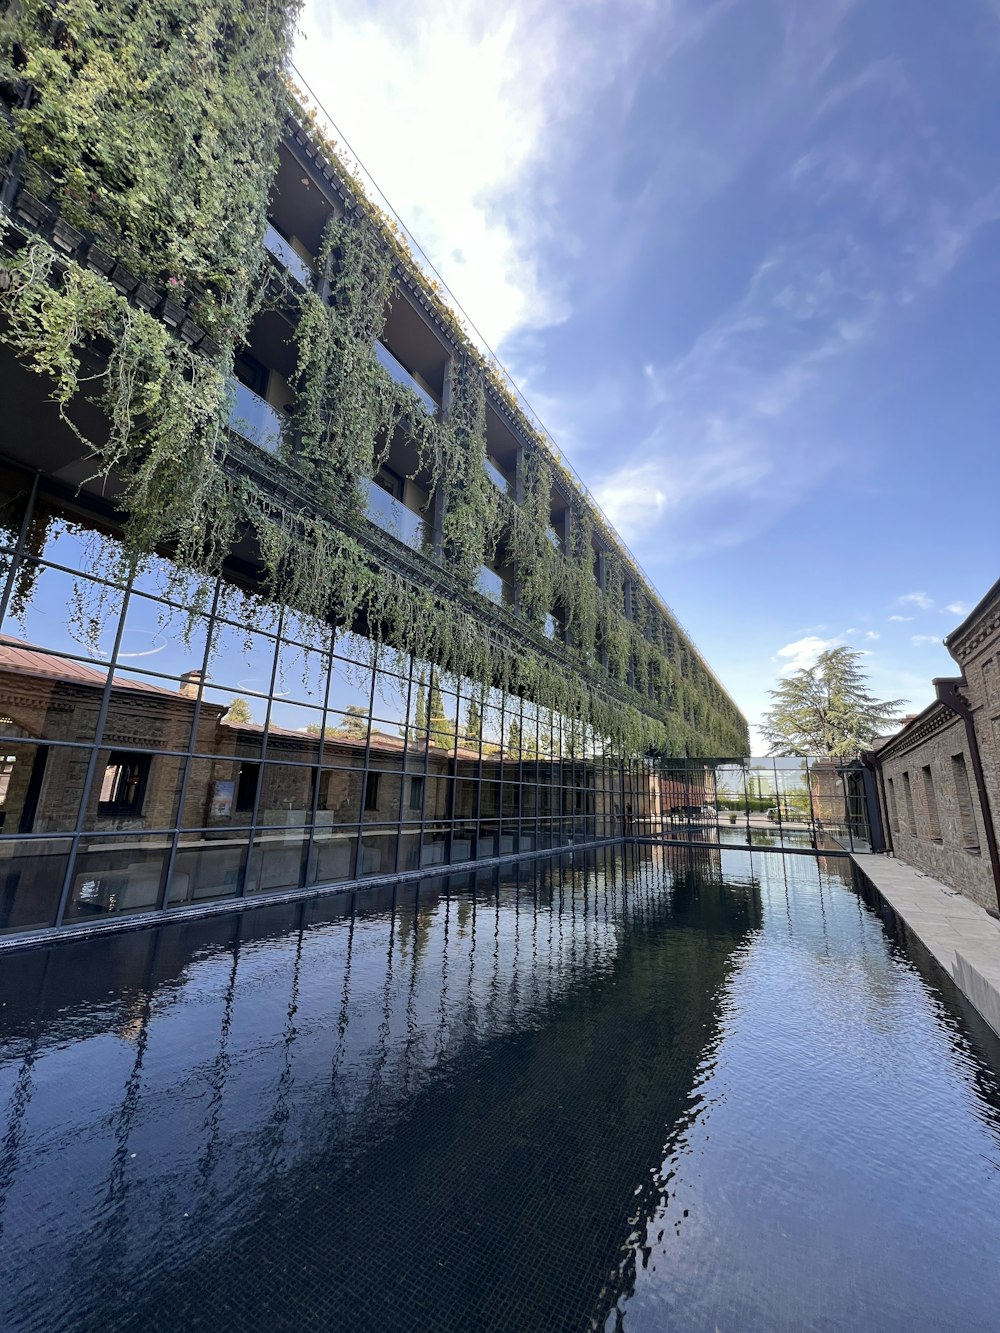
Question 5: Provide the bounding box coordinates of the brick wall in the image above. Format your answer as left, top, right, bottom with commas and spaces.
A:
874, 578, 1000, 916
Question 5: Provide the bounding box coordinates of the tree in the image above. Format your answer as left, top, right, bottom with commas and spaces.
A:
335, 704, 369, 738
506, 719, 522, 758
223, 697, 253, 725
427, 672, 452, 746
760, 647, 904, 759
464, 692, 482, 744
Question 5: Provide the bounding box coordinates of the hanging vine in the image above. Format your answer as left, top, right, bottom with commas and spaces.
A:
0, 0, 748, 759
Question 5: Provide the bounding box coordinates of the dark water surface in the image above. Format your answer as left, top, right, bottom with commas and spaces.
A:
3, 845, 1000, 1331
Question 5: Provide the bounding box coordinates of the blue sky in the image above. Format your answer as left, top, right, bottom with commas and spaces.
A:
296, 0, 1000, 749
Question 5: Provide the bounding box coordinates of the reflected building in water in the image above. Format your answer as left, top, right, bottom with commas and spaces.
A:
0, 843, 761, 1331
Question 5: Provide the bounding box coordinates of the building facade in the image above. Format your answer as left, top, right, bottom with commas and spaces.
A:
869, 579, 1000, 916
0, 1, 746, 940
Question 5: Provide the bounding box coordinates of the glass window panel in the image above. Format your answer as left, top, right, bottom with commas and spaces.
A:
205, 619, 277, 696
0, 836, 70, 932
170, 831, 249, 905
65, 837, 168, 920
197, 687, 266, 759
2, 561, 124, 665
117, 591, 210, 682
101, 670, 198, 753
315, 768, 364, 826
83, 750, 184, 831
257, 763, 316, 827
372, 668, 408, 727
361, 769, 403, 824
0, 628, 113, 744
27, 504, 125, 577
181, 757, 254, 829
0, 742, 89, 834
274, 638, 329, 707
398, 830, 421, 873
324, 703, 371, 748
247, 829, 309, 894
265, 700, 325, 752
308, 829, 357, 884
359, 828, 396, 876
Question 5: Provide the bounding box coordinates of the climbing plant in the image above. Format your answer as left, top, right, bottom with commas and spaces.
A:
0, 0, 748, 759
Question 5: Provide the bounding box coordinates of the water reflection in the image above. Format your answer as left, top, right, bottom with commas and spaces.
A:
2, 846, 1000, 1331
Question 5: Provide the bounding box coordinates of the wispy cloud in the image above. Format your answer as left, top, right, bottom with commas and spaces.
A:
888, 614, 913, 622
774, 635, 839, 674
943, 601, 969, 616
296, 0, 668, 350
911, 634, 942, 647
898, 592, 934, 610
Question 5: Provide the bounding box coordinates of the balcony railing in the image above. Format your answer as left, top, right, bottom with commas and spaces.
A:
229, 380, 284, 454
375, 341, 438, 416
479, 566, 514, 607
485, 456, 515, 498
366, 481, 430, 552
263, 223, 313, 288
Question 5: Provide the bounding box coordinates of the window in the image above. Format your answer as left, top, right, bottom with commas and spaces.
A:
951, 753, 980, 851
922, 766, 942, 842
364, 771, 381, 812
236, 762, 260, 814
98, 752, 151, 816
902, 771, 916, 833
373, 465, 404, 501
408, 774, 425, 811
886, 777, 900, 833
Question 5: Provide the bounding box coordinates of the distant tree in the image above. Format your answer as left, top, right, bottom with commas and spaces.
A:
464, 692, 482, 744
506, 719, 522, 757
427, 672, 452, 745
335, 704, 369, 738
760, 647, 905, 759
414, 669, 428, 733
223, 696, 253, 725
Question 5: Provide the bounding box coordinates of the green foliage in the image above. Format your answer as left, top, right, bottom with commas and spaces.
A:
222, 696, 253, 724
0, 0, 749, 761
761, 647, 905, 759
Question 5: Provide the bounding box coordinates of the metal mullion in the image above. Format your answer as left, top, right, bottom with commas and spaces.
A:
0, 470, 40, 628
394, 660, 415, 875
157, 577, 222, 912
352, 647, 378, 881
53, 575, 135, 927
240, 605, 285, 897
303, 628, 336, 889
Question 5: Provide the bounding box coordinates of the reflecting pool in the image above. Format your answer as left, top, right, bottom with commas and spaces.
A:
2, 845, 1000, 1331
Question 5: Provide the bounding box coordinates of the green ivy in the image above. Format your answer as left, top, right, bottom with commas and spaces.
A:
0, 0, 749, 759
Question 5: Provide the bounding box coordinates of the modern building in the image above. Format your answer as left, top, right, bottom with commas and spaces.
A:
867, 579, 1000, 916
0, 1, 747, 941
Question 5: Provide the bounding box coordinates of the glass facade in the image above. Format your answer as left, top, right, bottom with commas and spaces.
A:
0, 466, 658, 936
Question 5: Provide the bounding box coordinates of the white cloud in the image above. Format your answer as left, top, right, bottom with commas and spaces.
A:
887, 614, 913, 622
775, 635, 838, 674
295, 0, 665, 351
899, 592, 934, 610
911, 634, 942, 646
865, 631, 880, 640
943, 601, 969, 616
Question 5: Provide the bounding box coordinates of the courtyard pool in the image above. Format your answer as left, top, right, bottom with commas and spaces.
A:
2, 844, 1000, 1331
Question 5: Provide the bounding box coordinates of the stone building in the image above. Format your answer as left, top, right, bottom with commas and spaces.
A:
868, 579, 1000, 916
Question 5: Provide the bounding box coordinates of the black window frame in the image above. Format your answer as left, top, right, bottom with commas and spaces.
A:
97, 751, 151, 817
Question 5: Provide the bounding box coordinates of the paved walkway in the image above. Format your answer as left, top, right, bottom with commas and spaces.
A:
851, 852, 1000, 1035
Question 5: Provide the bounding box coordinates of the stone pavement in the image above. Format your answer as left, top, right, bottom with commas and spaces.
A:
852, 851, 1000, 1036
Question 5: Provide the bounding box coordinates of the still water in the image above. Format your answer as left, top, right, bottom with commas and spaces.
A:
2, 845, 1000, 1331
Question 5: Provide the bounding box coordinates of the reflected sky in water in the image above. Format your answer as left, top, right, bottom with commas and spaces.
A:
2, 846, 1000, 1331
